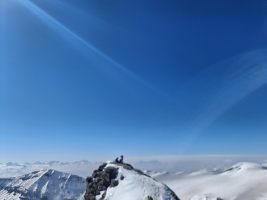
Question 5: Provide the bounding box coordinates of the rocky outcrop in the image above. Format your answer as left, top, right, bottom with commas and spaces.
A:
84, 162, 119, 200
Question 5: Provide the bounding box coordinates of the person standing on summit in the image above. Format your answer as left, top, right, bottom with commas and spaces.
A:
115, 155, 124, 163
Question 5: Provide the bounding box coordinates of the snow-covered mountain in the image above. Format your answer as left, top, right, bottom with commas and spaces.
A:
0, 161, 179, 200
0, 169, 85, 200
85, 161, 180, 200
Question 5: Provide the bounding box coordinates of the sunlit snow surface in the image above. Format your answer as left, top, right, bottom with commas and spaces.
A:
2, 157, 267, 200
157, 162, 267, 200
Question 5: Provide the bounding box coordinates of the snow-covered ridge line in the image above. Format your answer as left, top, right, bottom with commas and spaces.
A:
0, 169, 86, 200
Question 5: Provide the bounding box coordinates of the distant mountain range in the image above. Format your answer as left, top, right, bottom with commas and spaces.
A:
0, 161, 102, 178
1, 155, 265, 178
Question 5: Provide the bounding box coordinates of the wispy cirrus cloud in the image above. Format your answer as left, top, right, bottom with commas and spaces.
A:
17, 0, 164, 96
176, 49, 267, 151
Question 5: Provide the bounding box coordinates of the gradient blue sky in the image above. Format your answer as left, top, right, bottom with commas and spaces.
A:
1, 0, 267, 161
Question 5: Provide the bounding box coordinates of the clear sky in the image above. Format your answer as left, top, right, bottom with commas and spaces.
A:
1, 0, 267, 161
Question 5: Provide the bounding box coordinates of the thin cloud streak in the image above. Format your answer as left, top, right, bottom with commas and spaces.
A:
17, 0, 164, 96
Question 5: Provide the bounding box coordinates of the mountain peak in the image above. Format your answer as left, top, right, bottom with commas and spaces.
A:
0, 169, 85, 200
85, 160, 180, 200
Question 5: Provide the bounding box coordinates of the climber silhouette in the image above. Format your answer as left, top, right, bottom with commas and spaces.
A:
115, 155, 124, 163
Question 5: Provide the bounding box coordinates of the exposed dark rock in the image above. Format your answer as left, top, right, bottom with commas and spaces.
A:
84, 163, 119, 200
110, 179, 119, 187
98, 163, 107, 171
147, 196, 154, 200
86, 177, 93, 184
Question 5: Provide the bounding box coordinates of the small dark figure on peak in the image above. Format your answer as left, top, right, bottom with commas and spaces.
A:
115, 155, 124, 163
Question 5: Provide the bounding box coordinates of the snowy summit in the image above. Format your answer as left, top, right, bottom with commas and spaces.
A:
85, 160, 180, 200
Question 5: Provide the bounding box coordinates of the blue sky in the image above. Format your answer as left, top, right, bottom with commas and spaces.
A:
1, 0, 267, 161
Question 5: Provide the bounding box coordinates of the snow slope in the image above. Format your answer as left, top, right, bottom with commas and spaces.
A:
105, 163, 179, 200
157, 162, 267, 200
0, 169, 86, 200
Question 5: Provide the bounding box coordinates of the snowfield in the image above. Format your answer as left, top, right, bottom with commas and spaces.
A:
157, 162, 267, 200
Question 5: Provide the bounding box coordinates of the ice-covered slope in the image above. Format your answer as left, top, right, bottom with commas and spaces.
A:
0, 169, 86, 200
85, 161, 180, 200
158, 162, 267, 200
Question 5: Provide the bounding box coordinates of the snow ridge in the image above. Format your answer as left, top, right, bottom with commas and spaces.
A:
0, 169, 86, 200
